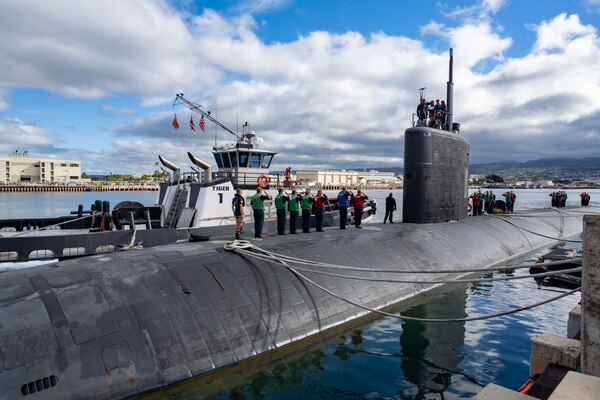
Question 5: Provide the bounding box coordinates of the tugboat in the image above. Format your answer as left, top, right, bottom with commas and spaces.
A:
0, 94, 375, 263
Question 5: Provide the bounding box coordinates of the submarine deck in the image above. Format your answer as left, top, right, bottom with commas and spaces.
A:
0, 207, 590, 400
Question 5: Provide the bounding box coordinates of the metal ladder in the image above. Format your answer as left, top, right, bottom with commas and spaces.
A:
164, 188, 187, 228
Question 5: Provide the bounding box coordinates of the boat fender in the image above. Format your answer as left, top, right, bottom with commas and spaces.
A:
517, 376, 534, 394
257, 174, 270, 188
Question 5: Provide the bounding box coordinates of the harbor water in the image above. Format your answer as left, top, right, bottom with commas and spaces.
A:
1, 188, 598, 221
1, 189, 598, 398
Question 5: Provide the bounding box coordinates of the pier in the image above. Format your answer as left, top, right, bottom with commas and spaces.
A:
0, 184, 158, 192
475, 214, 600, 399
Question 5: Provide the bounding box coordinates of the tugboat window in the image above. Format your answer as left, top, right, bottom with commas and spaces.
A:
222, 153, 231, 168
250, 153, 261, 168
239, 152, 249, 167
214, 154, 223, 168
262, 154, 273, 168
229, 153, 238, 167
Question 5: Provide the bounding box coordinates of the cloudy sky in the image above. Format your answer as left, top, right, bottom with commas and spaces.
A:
1, 0, 600, 175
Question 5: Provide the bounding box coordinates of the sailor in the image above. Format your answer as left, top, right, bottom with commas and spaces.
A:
251, 186, 272, 238
288, 189, 301, 234
483, 191, 490, 214
488, 190, 496, 214
416, 98, 427, 125
232, 188, 245, 239
383, 193, 396, 223
337, 187, 351, 229
313, 189, 328, 232
434, 99, 443, 129
352, 189, 368, 228
440, 99, 448, 128
561, 191, 568, 207
477, 189, 484, 215
503, 191, 513, 213
274, 188, 290, 235
510, 190, 516, 213
300, 188, 314, 233
550, 191, 557, 207
469, 191, 480, 216
427, 100, 435, 127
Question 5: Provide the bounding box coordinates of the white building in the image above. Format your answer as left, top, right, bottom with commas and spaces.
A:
0, 151, 82, 184
296, 170, 359, 189
358, 170, 402, 187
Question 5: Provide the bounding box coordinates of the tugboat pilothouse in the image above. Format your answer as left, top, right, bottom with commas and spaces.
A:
156, 93, 279, 229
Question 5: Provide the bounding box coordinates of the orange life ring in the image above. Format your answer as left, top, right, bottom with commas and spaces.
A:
467, 203, 472, 212
257, 174, 270, 188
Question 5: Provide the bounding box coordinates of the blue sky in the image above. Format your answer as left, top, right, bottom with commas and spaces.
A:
1, 0, 600, 175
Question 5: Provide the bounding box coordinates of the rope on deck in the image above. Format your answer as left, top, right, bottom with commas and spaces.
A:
225, 240, 580, 274
224, 240, 580, 323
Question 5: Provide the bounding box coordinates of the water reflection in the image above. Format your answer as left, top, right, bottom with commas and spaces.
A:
400, 287, 473, 398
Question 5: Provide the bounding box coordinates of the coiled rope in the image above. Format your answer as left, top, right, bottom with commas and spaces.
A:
224, 240, 580, 323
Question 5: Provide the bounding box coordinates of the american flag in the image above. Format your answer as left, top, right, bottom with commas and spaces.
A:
200, 115, 206, 132
189, 116, 195, 131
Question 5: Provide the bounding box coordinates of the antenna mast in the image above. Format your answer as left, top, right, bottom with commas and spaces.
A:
446, 48, 454, 132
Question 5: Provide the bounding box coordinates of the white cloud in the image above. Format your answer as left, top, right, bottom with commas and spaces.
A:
584, 0, 600, 12
101, 104, 135, 115
0, 118, 58, 154
533, 13, 596, 53
230, 0, 292, 15
441, 0, 507, 20
0, 1, 599, 172
0, 0, 212, 99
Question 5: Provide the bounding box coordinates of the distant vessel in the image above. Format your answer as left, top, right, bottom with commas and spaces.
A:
0, 94, 375, 263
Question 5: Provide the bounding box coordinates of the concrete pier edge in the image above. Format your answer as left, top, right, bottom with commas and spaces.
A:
582, 214, 600, 376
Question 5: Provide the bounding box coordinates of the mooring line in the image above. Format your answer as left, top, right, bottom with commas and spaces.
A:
224, 241, 581, 323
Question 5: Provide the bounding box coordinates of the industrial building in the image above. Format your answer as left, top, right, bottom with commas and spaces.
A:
0, 150, 82, 184
296, 170, 359, 189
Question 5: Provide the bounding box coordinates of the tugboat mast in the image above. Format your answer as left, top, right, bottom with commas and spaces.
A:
173, 93, 240, 142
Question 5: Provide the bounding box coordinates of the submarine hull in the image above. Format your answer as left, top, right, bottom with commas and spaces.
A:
0, 208, 586, 399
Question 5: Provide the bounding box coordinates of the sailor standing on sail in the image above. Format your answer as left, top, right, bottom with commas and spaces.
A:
232, 188, 245, 240
274, 188, 290, 235
288, 189, 301, 234
314, 189, 328, 232
300, 188, 315, 233
251, 187, 272, 238
337, 187, 351, 229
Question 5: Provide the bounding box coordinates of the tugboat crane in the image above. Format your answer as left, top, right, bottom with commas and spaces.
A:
172, 93, 242, 142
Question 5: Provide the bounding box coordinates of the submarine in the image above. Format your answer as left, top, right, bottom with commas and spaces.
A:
0, 50, 589, 399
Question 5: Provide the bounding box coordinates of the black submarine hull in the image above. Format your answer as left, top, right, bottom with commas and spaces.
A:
0, 208, 586, 399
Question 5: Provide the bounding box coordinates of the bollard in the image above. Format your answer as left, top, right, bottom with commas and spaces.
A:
144, 210, 152, 229
582, 214, 600, 377
128, 211, 136, 231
